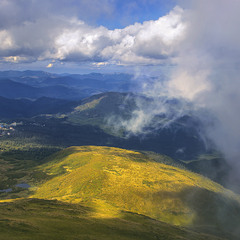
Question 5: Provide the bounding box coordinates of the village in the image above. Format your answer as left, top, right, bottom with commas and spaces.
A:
0, 122, 22, 137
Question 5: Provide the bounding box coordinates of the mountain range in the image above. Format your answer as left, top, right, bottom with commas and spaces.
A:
0, 70, 239, 240
0, 70, 134, 100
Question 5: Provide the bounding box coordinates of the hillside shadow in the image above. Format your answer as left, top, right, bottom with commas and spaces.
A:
0, 198, 228, 240
153, 186, 240, 240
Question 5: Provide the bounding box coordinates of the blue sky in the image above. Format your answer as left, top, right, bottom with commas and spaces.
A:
97, 0, 177, 29
0, 0, 180, 74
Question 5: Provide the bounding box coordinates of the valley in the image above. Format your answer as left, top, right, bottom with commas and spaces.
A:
0, 71, 239, 240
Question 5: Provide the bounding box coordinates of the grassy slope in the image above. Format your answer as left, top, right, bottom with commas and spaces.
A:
0, 139, 60, 198
31, 146, 240, 238
0, 198, 225, 240
64, 93, 135, 135
1, 146, 239, 239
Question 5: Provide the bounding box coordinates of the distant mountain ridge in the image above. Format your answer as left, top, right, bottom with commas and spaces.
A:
0, 96, 76, 118
0, 78, 81, 100
0, 70, 135, 100
0, 92, 210, 160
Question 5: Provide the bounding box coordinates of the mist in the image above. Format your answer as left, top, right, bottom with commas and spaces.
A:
168, 0, 240, 173
109, 0, 240, 190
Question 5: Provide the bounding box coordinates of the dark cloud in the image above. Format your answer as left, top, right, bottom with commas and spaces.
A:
0, 0, 114, 29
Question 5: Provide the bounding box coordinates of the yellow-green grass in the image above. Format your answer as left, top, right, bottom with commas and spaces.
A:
0, 198, 226, 240
181, 152, 223, 164
66, 97, 106, 126
74, 96, 105, 112
32, 146, 240, 233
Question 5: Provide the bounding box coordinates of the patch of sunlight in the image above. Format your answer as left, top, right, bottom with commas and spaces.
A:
74, 96, 105, 112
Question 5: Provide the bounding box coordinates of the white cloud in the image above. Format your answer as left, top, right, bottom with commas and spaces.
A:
0, 30, 14, 50
2, 56, 27, 63
0, 5, 186, 66
46, 63, 53, 68
105, 0, 240, 182
168, 68, 211, 101
53, 6, 185, 65
163, 0, 240, 182
92, 62, 108, 67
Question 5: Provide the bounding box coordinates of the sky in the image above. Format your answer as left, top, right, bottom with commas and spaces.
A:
0, 0, 178, 73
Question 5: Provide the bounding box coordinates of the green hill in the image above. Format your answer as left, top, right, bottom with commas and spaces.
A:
0, 198, 226, 240
65, 92, 135, 129
61, 92, 210, 161
30, 146, 240, 238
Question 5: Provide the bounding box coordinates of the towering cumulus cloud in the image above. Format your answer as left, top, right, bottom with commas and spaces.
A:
167, 0, 240, 182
